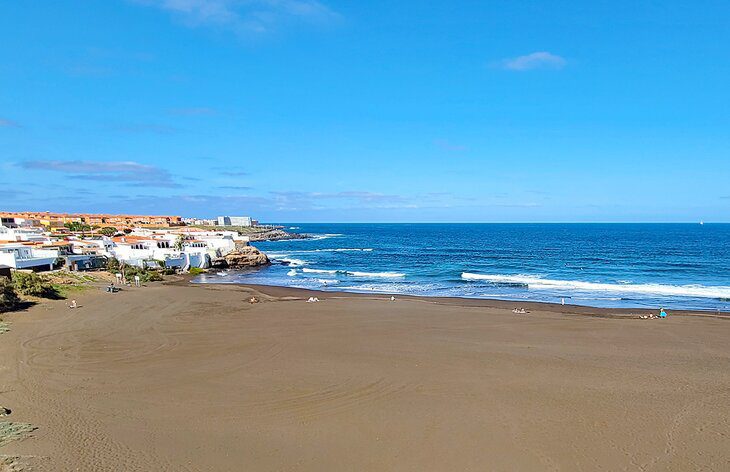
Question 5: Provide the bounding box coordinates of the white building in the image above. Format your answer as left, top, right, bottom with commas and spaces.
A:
107, 228, 242, 270
0, 244, 59, 271
0, 225, 50, 243
216, 216, 253, 227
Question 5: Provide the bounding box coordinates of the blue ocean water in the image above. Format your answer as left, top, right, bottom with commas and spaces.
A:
195, 224, 730, 311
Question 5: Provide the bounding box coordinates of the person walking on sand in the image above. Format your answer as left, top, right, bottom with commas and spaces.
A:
134, 274, 141, 287
115, 272, 122, 284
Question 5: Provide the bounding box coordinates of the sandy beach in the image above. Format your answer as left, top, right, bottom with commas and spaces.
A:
1, 279, 729, 471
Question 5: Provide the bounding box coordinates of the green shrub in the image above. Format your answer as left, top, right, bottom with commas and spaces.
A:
106, 257, 121, 272
99, 226, 117, 237
11, 272, 60, 299
0, 278, 20, 312
123, 266, 164, 283
188, 267, 206, 275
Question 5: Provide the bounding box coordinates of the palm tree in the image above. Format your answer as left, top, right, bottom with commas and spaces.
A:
174, 235, 185, 251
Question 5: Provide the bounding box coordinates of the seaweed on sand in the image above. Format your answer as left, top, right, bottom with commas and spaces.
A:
0, 423, 37, 448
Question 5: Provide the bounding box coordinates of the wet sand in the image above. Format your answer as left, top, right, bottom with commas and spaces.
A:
1, 280, 729, 471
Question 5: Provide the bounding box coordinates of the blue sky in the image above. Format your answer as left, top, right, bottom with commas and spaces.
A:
1, 1, 729, 222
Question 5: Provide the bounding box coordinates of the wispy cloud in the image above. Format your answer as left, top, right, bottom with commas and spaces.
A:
218, 185, 253, 190
20, 160, 180, 188
168, 107, 217, 116
499, 51, 566, 71
217, 169, 250, 177
134, 0, 341, 35
0, 118, 21, 128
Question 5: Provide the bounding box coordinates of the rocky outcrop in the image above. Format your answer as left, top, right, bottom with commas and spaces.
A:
247, 229, 310, 242
219, 246, 270, 268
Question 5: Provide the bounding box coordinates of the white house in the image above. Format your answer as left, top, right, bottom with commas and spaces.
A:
109, 236, 213, 270
0, 243, 59, 271
0, 225, 50, 243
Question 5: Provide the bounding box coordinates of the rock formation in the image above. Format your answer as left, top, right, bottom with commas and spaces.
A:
246, 229, 310, 242
218, 245, 270, 269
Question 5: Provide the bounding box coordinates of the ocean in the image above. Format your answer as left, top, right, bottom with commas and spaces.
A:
195, 223, 730, 311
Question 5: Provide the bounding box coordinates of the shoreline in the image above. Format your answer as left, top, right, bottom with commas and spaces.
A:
192, 279, 730, 318
2, 279, 730, 470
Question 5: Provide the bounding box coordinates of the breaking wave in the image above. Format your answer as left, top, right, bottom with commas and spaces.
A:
301, 268, 339, 274
299, 268, 405, 278
278, 257, 308, 267
461, 273, 730, 299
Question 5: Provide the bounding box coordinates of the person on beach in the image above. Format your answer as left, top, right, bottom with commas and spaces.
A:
69, 299, 77, 309
134, 275, 141, 287
640, 308, 668, 319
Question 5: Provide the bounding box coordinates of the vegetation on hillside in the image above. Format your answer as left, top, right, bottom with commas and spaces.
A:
64, 222, 93, 233
122, 265, 164, 283
0, 278, 20, 312
11, 272, 60, 299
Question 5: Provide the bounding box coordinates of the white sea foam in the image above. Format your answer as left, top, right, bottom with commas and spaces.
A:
318, 279, 339, 285
301, 268, 339, 274
338, 283, 412, 293
271, 248, 373, 254
461, 273, 730, 299
287, 269, 298, 276
279, 257, 308, 267
266, 252, 290, 258
347, 271, 405, 278
300, 268, 405, 278
307, 233, 344, 241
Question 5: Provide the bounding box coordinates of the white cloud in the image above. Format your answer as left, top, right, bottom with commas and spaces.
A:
500, 52, 566, 71
134, 0, 340, 34
20, 160, 180, 187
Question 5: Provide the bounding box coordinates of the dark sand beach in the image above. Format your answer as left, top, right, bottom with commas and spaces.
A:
1, 279, 729, 471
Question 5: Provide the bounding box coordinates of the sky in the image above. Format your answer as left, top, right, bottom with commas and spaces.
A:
1, 0, 729, 222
